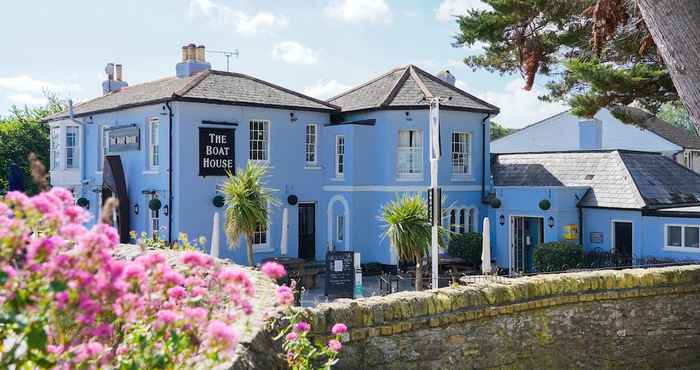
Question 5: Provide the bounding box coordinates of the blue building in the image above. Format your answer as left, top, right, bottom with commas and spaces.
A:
44, 44, 499, 266
489, 150, 700, 273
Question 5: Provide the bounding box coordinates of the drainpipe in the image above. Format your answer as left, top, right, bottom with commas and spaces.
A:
165, 101, 174, 245
68, 100, 87, 196
481, 113, 490, 201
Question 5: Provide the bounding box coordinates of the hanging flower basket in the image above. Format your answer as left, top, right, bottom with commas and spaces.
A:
212, 195, 225, 208
148, 198, 162, 211
539, 199, 551, 211
490, 197, 502, 209
76, 197, 90, 209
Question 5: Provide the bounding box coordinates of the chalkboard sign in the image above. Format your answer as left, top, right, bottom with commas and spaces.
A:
199, 127, 235, 177
325, 251, 355, 299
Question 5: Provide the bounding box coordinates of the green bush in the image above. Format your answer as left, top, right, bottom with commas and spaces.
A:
533, 241, 584, 272
448, 232, 482, 266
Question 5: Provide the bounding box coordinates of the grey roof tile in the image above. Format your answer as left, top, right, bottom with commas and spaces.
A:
493, 150, 700, 209
328, 65, 499, 113
45, 70, 337, 121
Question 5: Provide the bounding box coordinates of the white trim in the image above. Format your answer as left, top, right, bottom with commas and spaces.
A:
447, 205, 479, 234
395, 176, 424, 182
396, 129, 423, 178
611, 219, 634, 255
663, 223, 700, 249
327, 195, 350, 251
147, 117, 160, 172
494, 185, 591, 190
336, 215, 345, 242
451, 131, 472, 177
322, 185, 482, 192
253, 203, 272, 253
450, 175, 475, 183
141, 170, 159, 175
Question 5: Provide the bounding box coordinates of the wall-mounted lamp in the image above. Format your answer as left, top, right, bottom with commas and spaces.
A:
548, 216, 555, 228
134, 203, 139, 215
499, 214, 505, 226
404, 111, 412, 121
77, 197, 90, 209
289, 112, 298, 123
163, 204, 169, 217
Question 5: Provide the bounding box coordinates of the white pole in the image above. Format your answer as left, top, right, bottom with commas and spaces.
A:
429, 98, 440, 290
211, 212, 220, 258
431, 160, 439, 290
482, 217, 491, 274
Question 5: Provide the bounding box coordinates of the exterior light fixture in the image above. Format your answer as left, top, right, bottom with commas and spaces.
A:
77, 197, 90, 209
134, 203, 139, 215
289, 112, 298, 123
163, 204, 169, 217
212, 195, 225, 208
548, 216, 555, 228
499, 214, 505, 226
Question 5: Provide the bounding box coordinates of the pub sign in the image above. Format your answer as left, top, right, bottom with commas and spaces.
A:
199, 127, 235, 176
107, 126, 140, 152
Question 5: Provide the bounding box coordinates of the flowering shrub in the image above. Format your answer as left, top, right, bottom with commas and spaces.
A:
0, 188, 256, 368
275, 311, 346, 370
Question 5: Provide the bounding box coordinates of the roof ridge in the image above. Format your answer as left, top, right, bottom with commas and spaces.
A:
409, 64, 499, 112
206, 70, 339, 110
327, 65, 408, 102
380, 67, 411, 107
491, 109, 571, 144
173, 70, 211, 97
408, 65, 433, 99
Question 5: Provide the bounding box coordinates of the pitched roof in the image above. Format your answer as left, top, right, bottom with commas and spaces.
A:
493, 150, 700, 209
608, 105, 700, 149
45, 70, 338, 121
328, 65, 499, 114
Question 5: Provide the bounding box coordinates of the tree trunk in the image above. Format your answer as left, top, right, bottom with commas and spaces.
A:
637, 0, 700, 133
414, 251, 423, 291
246, 234, 255, 267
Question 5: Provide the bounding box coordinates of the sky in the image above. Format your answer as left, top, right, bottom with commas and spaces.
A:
0, 0, 568, 128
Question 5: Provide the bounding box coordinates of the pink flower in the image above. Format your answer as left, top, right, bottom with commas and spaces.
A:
331, 323, 348, 335
207, 320, 238, 350
50, 187, 75, 205
123, 263, 145, 282
156, 309, 178, 325
162, 269, 185, 286
327, 339, 342, 353
55, 291, 69, 309
27, 236, 64, 262
47, 344, 64, 355
185, 307, 208, 322
261, 262, 287, 279
181, 251, 212, 268
276, 285, 294, 305
293, 321, 310, 333
286, 332, 298, 341
167, 286, 186, 300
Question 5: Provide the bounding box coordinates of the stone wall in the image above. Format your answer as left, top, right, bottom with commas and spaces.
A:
303, 266, 700, 369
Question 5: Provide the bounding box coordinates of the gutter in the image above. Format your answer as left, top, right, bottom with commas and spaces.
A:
165, 101, 174, 245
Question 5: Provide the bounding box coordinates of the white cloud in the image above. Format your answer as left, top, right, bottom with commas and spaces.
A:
188, 0, 287, 34
478, 79, 568, 128
325, 0, 391, 24
272, 42, 319, 65
302, 80, 351, 99
7, 93, 48, 106
0, 75, 82, 107
435, 0, 491, 22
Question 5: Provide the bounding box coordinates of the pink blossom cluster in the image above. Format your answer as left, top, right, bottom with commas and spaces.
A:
0, 188, 257, 368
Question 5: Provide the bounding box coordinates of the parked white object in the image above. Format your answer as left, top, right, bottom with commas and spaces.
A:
210, 212, 220, 258
280, 207, 289, 256
482, 217, 491, 274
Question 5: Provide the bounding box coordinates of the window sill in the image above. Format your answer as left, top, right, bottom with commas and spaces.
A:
253, 245, 275, 253
396, 176, 424, 182
142, 170, 159, 175
305, 165, 322, 170
330, 177, 345, 182
662, 246, 700, 253
451, 175, 474, 182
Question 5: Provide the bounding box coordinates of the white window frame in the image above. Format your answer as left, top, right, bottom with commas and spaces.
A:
148, 193, 160, 239
50, 126, 61, 171
249, 120, 270, 163
65, 125, 80, 170
148, 118, 160, 171
305, 124, 318, 167
451, 132, 472, 177
397, 129, 423, 179
448, 206, 478, 234
664, 224, 700, 252
335, 135, 345, 179
336, 215, 345, 242
97, 125, 109, 173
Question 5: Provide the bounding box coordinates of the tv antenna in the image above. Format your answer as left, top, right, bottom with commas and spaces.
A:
206, 49, 240, 72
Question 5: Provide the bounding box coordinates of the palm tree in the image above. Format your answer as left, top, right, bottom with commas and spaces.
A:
380, 193, 443, 291
220, 162, 277, 266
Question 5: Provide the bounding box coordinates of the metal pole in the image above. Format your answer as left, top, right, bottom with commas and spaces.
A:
431, 158, 439, 290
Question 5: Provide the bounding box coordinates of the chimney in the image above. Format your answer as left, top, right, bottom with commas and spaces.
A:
437, 70, 456, 86
176, 43, 211, 78
102, 62, 128, 95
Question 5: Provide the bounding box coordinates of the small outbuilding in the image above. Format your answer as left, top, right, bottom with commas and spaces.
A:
488, 149, 700, 274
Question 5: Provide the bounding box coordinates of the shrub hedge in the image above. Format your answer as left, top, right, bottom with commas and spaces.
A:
533, 241, 584, 272
448, 232, 482, 266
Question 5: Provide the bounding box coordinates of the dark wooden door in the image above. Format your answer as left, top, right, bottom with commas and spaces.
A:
614, 222, 633, 261
298, 203, 316, 261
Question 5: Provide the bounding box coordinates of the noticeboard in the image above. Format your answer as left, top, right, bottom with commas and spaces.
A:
325, 251, 355, 299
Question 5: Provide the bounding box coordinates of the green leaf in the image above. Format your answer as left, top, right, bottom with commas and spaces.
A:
0, 270, 8, 285
49, 280, 67, 292
27, 322, 48, 352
